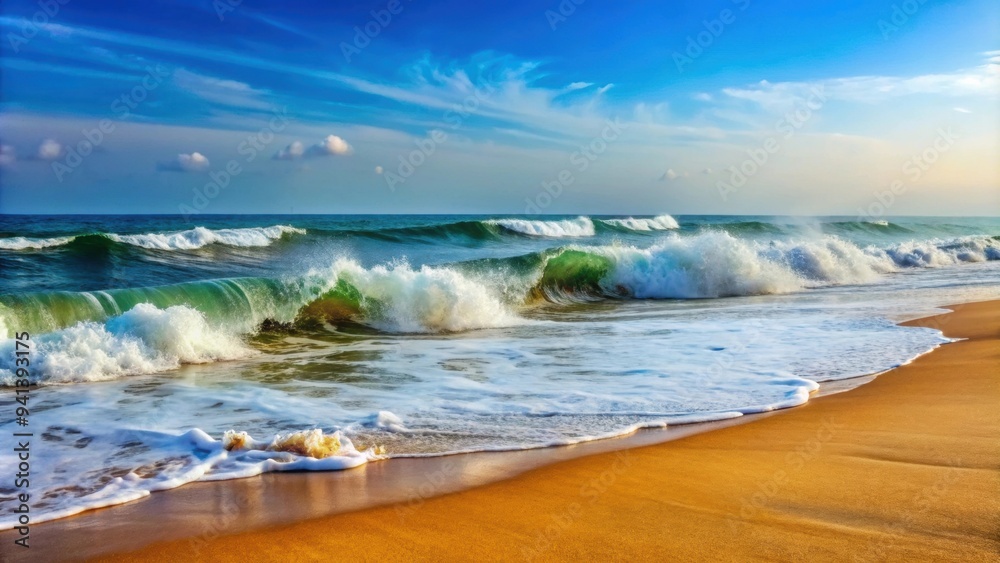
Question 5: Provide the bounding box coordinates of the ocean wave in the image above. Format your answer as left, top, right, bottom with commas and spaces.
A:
2, 234, 996, 357
0, 259, 524, 382
0, 225, 304, 252
0, 235, 76, 250
108, 225, 305, 250
357, 215, 678, 242
885, 236, 1000, 266
529, 233, 999, 301
357, 220, 502, 244
299, 258, 523, 333
487, 216, 596, 237
598, 214, 679, 231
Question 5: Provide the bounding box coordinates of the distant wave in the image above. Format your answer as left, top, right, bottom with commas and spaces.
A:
350, 220, 502, 244
357, 215, 680, 243
109, 225, 305, 250
0, 225, 305, 252
487, 216, 596, 237
598, 214, 679, 231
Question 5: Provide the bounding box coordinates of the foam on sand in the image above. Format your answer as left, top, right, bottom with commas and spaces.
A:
0, 426, 386, 529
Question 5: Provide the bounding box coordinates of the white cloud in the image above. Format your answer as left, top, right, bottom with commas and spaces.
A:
0, 145, 14, 167
374, 166, 384, 174
566, 82, 592, 90
273, 136, 352, 160
159, 151, 210, 172
597, 83, 615, 95
953, 107, 972, 113
36, 139, 64, 160
307, 135, 352, 157
660, 168, 679, 181
694, 93, 712, 102
274, 140, 305, 160
702, 167, 713, 174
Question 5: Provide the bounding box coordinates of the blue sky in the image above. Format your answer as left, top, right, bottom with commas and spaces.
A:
0, 0, 997, 215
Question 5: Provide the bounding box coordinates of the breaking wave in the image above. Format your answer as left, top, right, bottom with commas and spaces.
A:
598, 214, 679, 231
0, 303, 253, 385
486, 216, 596, 237
109, 225, 305, 250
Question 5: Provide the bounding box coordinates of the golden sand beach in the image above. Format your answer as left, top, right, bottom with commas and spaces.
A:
92, 300, 999, 562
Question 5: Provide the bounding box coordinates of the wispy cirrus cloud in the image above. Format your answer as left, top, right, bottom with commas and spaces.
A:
722, 54, 999, 111
173, 69, 273, 110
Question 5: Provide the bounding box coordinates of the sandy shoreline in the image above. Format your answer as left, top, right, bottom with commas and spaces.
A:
4, 300, 998, 561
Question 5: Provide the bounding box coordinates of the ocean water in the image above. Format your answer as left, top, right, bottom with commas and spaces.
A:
1, 214, 999, 526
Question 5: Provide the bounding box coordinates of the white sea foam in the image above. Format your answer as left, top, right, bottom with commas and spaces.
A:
600, 214, 679, 231
0, 303, 252, 385
489, 216, 596, 237
0, 235, 76, 250
108, 225, 305, 250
